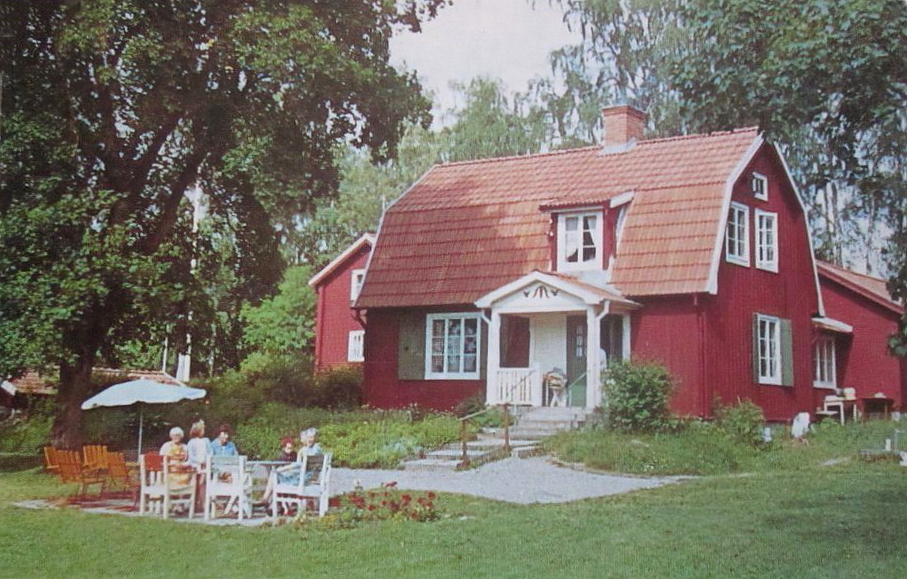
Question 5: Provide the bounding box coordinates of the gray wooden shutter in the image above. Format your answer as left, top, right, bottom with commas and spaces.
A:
780, 318, 794, 386
752, 314, 760, 384
397, 312, 426, 380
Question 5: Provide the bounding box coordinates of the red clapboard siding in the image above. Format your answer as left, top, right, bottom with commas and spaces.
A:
820, 273, 904, 409
312, 245, 370, 371
703, 145, 819, 422
362, 309, 484, 410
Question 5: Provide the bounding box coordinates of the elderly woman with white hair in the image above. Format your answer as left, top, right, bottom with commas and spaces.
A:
159, 426, 193, 486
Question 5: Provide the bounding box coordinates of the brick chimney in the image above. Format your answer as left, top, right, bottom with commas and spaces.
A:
601, 105, 647, 149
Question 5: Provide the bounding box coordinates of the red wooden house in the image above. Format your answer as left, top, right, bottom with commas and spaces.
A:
309, 233, 373, 371
816, 261, 905, 410
333, 106, 902, 421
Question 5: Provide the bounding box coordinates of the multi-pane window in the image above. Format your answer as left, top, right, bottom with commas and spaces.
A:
558, 212, 602, 271
755, 210, 778, 272
350, 269, 366, 301
348, 330, 365, 362
814, 335, 836, 388
426, 313, 480, 379
726, 202, 750, 266
752, 173, 768, 200
757, 314, 781, 385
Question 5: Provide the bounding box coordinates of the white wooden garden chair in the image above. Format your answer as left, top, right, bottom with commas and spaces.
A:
271, 452, 332, 518
204, 455, 252, 520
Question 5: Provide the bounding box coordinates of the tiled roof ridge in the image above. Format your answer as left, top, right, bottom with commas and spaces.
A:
429, 126, 761, 170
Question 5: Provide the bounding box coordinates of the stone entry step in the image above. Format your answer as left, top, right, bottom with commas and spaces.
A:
400, 407, 592, 472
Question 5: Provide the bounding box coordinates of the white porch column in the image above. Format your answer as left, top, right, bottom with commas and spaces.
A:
586, 308, 600, 409
486, 310, 501, 405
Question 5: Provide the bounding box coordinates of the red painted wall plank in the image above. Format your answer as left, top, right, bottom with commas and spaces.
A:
363, 309, 484, 410
313, 246, 370, 371
821, 279, 904, 409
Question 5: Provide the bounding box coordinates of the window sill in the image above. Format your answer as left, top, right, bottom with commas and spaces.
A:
813, 382, 837, 390
726, 256, 750, 267
756, 263, 778, 273
425, 374, 481, 381
758, 379, 784, 386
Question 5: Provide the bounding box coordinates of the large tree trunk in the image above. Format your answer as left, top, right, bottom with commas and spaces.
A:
52, 355, 95, 449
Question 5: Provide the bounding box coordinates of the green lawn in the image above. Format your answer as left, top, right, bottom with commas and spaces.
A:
2, 455, 906, 578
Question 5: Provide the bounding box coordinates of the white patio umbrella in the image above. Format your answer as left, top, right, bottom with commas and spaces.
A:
80, 379, 207, 458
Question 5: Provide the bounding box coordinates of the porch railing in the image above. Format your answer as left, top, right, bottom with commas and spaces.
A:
495, 366, 540, 405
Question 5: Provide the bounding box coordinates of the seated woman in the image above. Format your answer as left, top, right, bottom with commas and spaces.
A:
209, 424, 239, 457
186, 420, 210, 469
260, 428, 322, 504
159, 426, 193, 486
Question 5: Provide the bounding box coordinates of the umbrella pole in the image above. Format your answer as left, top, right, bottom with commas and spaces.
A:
137, 407, 143, 459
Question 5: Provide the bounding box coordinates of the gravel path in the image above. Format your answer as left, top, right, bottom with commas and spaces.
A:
331, 456, 684, 504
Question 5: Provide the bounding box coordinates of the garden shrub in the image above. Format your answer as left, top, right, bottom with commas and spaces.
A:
453, 393, 504, 427
313, 365, 362, 409
713, 397, 766, 447
601, 361, 674, 433
0, 414, 52, 454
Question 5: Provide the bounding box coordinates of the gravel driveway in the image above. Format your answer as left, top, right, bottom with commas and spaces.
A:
332, 456, 684, 504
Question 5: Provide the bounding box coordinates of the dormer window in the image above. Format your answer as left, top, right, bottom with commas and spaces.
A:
557, 211, 602, 272
751, 172, 768, 201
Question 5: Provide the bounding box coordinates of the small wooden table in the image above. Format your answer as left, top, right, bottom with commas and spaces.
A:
859, 397, 894, 420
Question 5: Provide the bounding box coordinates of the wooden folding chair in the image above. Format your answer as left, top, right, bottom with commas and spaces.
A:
43, 446, 60, 474
82, 444, 110, 471
56, 449, 106, 497
103, 452, 138, 497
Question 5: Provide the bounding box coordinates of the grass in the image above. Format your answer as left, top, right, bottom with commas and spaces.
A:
545, 418, 906, 475
2, 421, 906, 578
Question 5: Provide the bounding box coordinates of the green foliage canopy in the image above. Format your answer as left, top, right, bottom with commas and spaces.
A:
0, 0, 446, 446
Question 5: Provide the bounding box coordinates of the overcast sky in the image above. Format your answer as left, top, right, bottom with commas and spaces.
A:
390, 0, 581, 125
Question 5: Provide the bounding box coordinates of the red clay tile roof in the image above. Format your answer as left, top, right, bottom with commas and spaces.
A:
4, 372, 57, 395
357, 129, 760, 308
817, 261, 903, 314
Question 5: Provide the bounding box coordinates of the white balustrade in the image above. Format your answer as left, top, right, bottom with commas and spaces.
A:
495, 366, 540, 405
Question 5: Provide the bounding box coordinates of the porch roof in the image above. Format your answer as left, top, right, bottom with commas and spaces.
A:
474, 270, 639, 310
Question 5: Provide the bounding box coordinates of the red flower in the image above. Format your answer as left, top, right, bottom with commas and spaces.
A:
427, 492, 436, 499
401, 494, 412, 502
368, 505, 376, 511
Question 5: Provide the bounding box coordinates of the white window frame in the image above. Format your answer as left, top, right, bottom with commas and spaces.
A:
755, 210, 778, 273
725, 202, 750, 267
557, 211, 603, 272
425, 313, 481, 380
347, 330, 365, 362
350, 269, 365, 301
752, 172, 768, 201
813, 335, 837, 389
757, 314, 782, 385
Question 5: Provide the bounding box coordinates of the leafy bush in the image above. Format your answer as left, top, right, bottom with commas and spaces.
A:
454, 393, 504, 427
313, 365, 362, 409
0, 415, 52, 453
601, 361, 674, 433
714, 397, 766, 447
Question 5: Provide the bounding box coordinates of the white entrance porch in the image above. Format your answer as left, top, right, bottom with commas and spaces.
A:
475, 271, 637, 410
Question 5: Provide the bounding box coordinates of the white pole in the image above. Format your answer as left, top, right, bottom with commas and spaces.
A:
137, 407, 144, 459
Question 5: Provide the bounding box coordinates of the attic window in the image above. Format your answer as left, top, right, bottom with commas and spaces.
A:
350, 269, 365, 301
557, 211, 603, 272
751, 173, 768, 201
